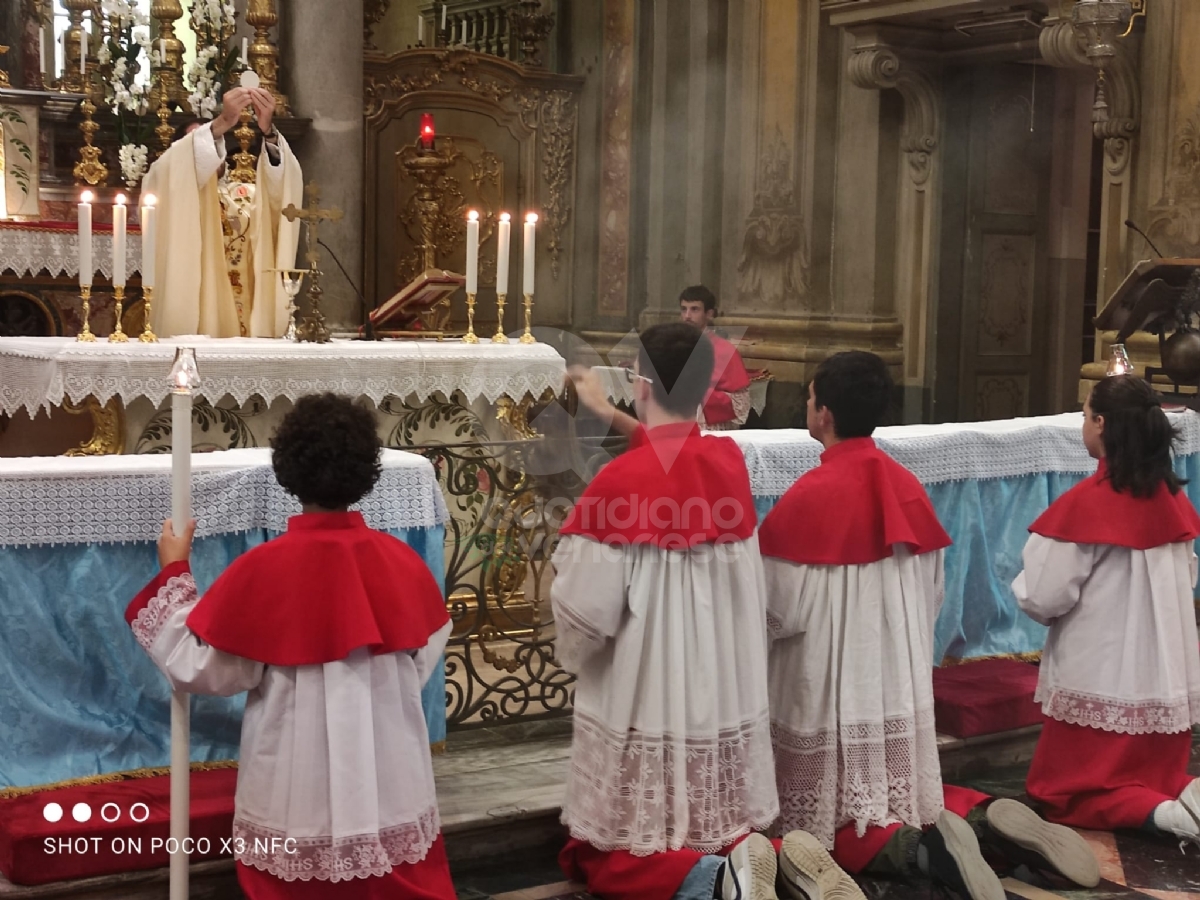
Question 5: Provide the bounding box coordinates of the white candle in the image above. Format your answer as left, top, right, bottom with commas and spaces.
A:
112, 194, 127, 288
159, 38, 166, 64
141, 195, 156, 290
39, 26, 44, 62
496, 213, 511, 295
171, 390, 192, 531
523, 213, 537, 296
80, 30, 86, 76
77, 191, 93, 288
417, 15, 424, 43
465, 211, 480, 295
240, 37, 248, 65
441, 3, 447, 30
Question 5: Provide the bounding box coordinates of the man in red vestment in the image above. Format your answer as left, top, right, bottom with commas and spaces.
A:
679, 285, 752, 429
759, 352, 1099, 900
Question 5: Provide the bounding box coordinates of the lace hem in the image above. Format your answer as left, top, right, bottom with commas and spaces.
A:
1037, 684, 1200, 735
562, 710, 779, 855
131, 573, 196, 649
232, 805, 440, 882
771, 707, 944, 848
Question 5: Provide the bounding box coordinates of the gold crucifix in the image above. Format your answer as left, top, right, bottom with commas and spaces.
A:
281, 181, 344, 343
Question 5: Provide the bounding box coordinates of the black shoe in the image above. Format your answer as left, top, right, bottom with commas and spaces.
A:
983, 799, 1100, 888
920, 811, 1006, 900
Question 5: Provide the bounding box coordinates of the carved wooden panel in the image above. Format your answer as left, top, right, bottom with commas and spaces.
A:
978, 233, 1034, 356
975, 374, 1029, 421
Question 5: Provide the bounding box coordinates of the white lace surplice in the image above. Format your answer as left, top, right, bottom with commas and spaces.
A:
552, 533, 779, 856
1013, 535, 1200, 734
132, 572, 451, 883
766, 548, 946, 848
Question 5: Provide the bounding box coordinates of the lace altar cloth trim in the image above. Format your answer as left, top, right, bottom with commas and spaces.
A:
771, 708, 944, 848
0, 448, 447, 547
233, 805, 439, 882
561, 710, 780, 856
131, 572, 196, 649
729, 411, 1200, 492
0, 227, 142, 279
0, 336, 567, 416
1037, 684, 1200, 735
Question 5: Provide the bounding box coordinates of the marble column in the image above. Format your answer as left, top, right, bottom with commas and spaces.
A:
279, 0, 365, 330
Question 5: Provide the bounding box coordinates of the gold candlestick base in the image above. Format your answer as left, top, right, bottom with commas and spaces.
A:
492, 293, 509, 343
108, 286, 129, 342
519, 292, 536, 344
139, 286, 157, 342
77, 285, 96, 342
463, 291, 479, 343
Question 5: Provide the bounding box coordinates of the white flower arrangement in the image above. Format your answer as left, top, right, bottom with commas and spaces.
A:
118, 143, 149, 186
186, 0, 239, 119
97, 0, 154, 184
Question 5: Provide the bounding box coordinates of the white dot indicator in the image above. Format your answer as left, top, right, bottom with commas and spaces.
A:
42, 802, 63, 823
72, 802, 92, 823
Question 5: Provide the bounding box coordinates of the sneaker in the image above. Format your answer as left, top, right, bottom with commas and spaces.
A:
984, 798, 1100, 887
920, 811, 1006, 900
1153, 778, 1200, 847
777, 830, 865, 900
720, 833, 780, 900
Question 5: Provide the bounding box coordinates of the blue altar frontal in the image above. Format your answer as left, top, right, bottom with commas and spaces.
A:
727, 411, 1200, 664
0, 449, 448, 791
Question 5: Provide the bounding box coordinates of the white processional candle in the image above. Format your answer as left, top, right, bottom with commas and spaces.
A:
441, 3, 448, 30
496, 213, 511, 296
172, 389, 191, 532
418, 15, 424, 44
38, 26, 44, 63
240, 37, 248, 66
523, 213, 537, 296
78, 191, 93, 288
112, 194, 127, 288
80, 29, 86, 76
141, 195, 157, 291
466, 211, 480, 295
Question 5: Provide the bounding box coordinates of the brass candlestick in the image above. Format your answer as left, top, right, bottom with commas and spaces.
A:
463, 292, 479, 343
109, 286, 129, 342
246, 0, 289, 114
58, 0, 90, 94
520, 292, 536, 343
298, 265, 330, 343
401, 139, 455, 273
154, 74, 173, 156
151, 0, 187, 103
281, 183, 342, 344
73, 96, 109, 186
510, 0, 555, 68
140, 286, 157, 342
77, 285, 95, 341
493, 293, 509, 343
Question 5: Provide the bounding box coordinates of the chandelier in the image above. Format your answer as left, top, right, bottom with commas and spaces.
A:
1070, 0, 1142, 123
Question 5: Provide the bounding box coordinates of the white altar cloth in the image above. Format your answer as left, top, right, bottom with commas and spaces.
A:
0, 226, 141, 279
0, 336, 567, 417
0, 447, 447, 546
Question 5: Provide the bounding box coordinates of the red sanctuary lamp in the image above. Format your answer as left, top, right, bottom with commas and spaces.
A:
419, 113, 436, 151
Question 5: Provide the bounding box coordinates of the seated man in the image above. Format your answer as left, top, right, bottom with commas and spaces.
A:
557, 323, 860, 900
679, 285, 752, 429
760, 352, 1099, 900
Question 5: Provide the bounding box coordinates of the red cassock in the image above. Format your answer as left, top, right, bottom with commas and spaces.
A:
702, 332, 751, 426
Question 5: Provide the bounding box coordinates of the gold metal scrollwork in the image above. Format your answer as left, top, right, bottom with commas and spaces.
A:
63, 396, 125, 456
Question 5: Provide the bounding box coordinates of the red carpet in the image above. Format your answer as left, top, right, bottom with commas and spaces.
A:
933, 659, 1041, 738
0, 768, 236, 885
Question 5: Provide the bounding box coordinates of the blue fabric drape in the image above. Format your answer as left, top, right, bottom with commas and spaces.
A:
0, 525, 445, 790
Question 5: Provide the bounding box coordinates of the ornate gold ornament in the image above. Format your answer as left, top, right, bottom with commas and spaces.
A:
63, 395, 125, 456
246, 0, 289, 114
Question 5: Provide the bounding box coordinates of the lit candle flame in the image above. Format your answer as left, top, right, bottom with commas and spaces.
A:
115, 193, 127, 206
80, 191, 93, 203
526, 213, 539, 224
467, 210, 479, 222
143, 194, 157, 207
500, 212, 511, 223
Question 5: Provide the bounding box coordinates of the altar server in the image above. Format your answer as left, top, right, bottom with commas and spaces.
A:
1016, 374, 1200, 844
556, 323, 856, 900
761, 351, 1098, 900
125, 394, 455, 899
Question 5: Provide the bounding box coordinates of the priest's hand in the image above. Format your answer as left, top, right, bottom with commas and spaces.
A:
568, 365, 617, 418
249, 88, 277, 135
158, 518, 197, 568
211, 86, 252, 139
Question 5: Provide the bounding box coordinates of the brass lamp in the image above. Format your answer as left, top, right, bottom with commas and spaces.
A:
1071, 0, 1134, 124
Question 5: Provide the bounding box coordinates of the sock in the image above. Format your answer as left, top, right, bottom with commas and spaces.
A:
1152, 799, 1200, 838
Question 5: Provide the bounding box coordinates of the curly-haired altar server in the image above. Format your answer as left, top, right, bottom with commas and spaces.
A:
125, 394, 455, 899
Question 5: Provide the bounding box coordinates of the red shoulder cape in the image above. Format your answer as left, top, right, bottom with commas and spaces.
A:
560, 421, 757, 548
759, 437, 951, 565
704, 332, 751, 425
1029, 458, 1200, 550
184, 511, 449, 666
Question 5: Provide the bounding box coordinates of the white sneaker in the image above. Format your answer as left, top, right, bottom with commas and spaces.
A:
777, 830, 866, 900
719, 833, 780, 900
1154, 778, 1200, 846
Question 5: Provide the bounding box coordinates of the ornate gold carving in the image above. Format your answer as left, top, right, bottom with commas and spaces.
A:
151, 0, 187, 104
495, 388, 555, 441
517, 90, 576, 280
228, 102, 257, 184
58, 0, 91, 95
73, 97, 109, 186
509, 0, 555, 68
737, 128, 808, 312
246, 0, 289, 114
64, 396, 126, 456
364, 0, 391, 49
848, 45, 938, 186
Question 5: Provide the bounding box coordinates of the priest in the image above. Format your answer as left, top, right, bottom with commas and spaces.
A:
679, 285, 752, 429
143, 84, 303, 338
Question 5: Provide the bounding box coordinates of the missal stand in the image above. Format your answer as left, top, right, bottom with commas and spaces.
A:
1094, 258, 1200, 405
366, 269, 466, 339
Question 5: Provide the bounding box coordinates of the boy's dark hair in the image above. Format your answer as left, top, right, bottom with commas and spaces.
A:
679, 284, 717, 314
271, 393, 383, 509
637, 322, 714, 417
1090, 374, 1183, 497
811, 351, 893, 439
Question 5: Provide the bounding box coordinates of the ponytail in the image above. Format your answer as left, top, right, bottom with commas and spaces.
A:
1090, 375, 1184, 497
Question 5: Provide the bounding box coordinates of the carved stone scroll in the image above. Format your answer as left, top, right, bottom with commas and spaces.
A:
848, 45, 939, 186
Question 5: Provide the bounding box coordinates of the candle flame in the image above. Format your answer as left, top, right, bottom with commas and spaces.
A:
80, 191, 93, 203
499, 212, 511, 223
467, 210, 479, 222
174, 370, 190, 389
526, 213, 539, 224
143, 194, 157, 207
114, 193, 127, 206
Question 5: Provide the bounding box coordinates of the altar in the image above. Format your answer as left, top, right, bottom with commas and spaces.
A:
726, 411, 1200, 663
0, 448, 447, 792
